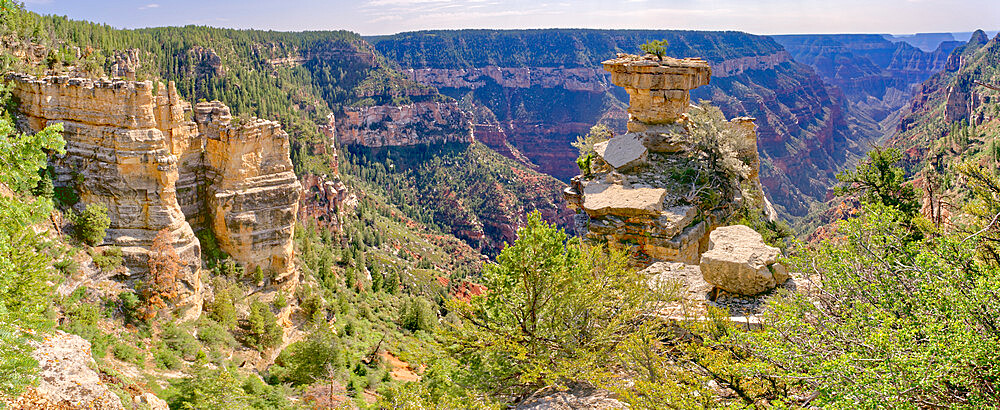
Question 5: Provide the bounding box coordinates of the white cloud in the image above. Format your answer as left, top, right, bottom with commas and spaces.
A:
138, 3, 159, 10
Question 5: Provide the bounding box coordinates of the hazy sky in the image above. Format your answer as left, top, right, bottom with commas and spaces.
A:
20, 0, 1000, 36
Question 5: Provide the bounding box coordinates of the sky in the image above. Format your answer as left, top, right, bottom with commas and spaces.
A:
20, 0, 1000, 36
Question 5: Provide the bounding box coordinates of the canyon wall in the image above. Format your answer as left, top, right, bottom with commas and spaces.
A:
372, 29, 871, 218
7, 73, 302, 301
334, 101, 473, 147
774, 34, 960, 131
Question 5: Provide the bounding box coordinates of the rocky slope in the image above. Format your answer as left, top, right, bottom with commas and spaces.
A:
371, 29, 873, 218
7, 73, 302, 308
890, 30, 998, 157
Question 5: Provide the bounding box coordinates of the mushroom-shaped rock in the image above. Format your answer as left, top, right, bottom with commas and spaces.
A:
594, 133, 647, 170
700, 225, 789, 295
602, 54, 711, 127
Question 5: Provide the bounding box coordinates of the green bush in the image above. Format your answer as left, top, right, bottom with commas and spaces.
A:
244, 301, 282, 351
91, 246, 123, 272
271, 325, 343, 385
116, 291, 142, 325
399, 296, 436, 333
207, 280, 238, 328
73, 203, 110, 246
112, 342, 142, 365
196, 318, 238, 349
163, 323, 201, 361
154, 346, 182, 370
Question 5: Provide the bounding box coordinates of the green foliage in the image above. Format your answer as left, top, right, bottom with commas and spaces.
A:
835, 146, 920, 219
0, 79, 66, 398
271, 324, 343, 385
399, 296, 436, 333
244, 300, 282, 351
195, 318, 238, 349
165, 366, 291, 410
163, 323, 201, 361
73, 203, 110, 246
442, 212, 673, 400
732, 202, 1000, 406
91, 246, 123, 272
572, 124, 612, 158
116, 291, 143, 325
207, 279, 238, 328
112, 342, 143, 365
639, 39, 669, 60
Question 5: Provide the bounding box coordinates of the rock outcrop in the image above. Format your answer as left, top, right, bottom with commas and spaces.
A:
334, 101, 472, 147
373, 29, 874, 217
196, 101, 301, 281
565, 54, 770, 264
7, 73, 302, 306
8, 73, 205, 312
700, 225, 788, 295
4, 332, 125, 409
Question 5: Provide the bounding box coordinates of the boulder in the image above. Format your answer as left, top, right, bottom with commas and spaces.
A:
12, 331, 126, 409
594, 133, 647, 170
700, 225, 788, 295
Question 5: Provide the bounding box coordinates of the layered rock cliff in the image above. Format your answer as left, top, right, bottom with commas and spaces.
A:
774, 34, 960, 132
334, 101, 472, 147
7, 73, 302, 306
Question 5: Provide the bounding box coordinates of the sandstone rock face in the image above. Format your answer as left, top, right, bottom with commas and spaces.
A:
9, 331, 126, 409
700, 225, 788, 295
197, 101, 302, 281
335, 101, 472, 147
566, 56, 768, 264
406, 66, 609, 92
8, 73, 301, 303
593, 132, 647, 170
602, 54, 711, 128
298, 173, 357, 234
8, 73, 204, 311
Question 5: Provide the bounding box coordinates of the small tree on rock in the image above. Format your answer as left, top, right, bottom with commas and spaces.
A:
639, 39, 669, 61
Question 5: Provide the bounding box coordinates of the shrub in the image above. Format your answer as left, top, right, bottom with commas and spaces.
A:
399, 296, 436, 332
112, 342, 142, 365
116, 291, 143, 325
207, 280, 238, 328
196, 318, 237, 349
162, 324, 201, 361
639, 39, 669, 60
271, 325, 343, 385
73, 203, 110, 246
154, 346, 182, 370
244, 301, 282, 351
91, 246, 123, 273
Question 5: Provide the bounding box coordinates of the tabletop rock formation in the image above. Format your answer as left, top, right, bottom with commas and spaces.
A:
565, 53, 782, 297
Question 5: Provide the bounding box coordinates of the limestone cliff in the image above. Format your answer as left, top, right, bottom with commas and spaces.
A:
7, 73, 302, 307
565, 54, 773, 264
334, 101, 472, 147
8, 73, 205, 312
